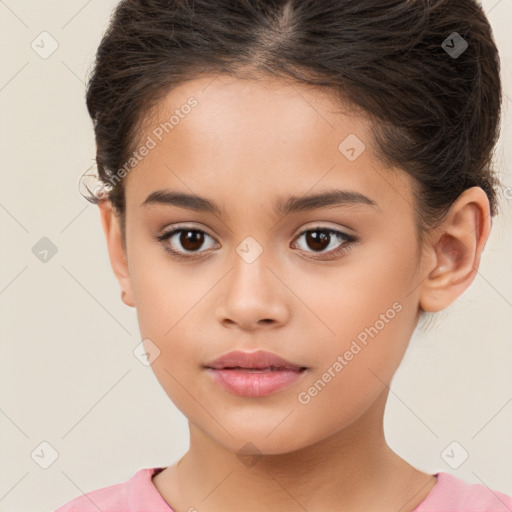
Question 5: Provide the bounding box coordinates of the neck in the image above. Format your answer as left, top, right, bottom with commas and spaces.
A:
157, 389, 436, 512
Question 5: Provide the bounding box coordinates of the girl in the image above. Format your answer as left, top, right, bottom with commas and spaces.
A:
56, 0, 511, 510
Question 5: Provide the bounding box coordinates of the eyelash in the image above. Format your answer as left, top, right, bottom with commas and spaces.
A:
154, 225, 358, 262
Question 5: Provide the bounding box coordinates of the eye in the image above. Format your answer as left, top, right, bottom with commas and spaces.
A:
291, 227, 357, 260
154, 226, 218, 261
154, 225, 358, 262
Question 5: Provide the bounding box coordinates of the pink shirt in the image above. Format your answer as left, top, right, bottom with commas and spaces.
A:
55, 467, 512, 512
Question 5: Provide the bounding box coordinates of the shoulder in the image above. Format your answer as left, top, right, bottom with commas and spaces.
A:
54, 467, 173, 512
416, 472, 512, 512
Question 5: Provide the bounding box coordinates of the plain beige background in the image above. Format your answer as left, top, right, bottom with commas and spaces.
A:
0, 1, 511, 511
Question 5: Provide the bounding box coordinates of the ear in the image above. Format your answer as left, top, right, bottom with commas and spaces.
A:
418, 186, 492, 313
98, 200, 136, 308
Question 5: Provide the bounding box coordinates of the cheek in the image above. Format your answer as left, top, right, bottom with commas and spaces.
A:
294, 235, 418, 398
129, 246, 209, 337
341, 229, 418, 319
292, 300, 415, 443
293, 231, 417, 341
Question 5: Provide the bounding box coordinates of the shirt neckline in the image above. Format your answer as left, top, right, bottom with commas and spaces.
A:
144, 467, 444, 512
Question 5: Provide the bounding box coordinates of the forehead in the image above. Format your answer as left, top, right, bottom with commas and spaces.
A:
124, 73, 413, 218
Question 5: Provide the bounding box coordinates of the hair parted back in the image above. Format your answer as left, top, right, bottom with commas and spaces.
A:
83, 0, 503, 252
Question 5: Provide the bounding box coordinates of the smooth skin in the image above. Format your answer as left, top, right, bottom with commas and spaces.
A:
98, 73, 491, 512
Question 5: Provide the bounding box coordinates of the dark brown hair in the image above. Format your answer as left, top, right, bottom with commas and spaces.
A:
83, 0, 503, 255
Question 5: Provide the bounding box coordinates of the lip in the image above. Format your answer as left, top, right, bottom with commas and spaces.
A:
206, 367, 307, 397
203, 349, 308, 398
204, 349, 306, 371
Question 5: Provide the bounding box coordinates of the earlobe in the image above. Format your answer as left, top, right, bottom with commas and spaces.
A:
97, 200, 136, 308
418, 187, 491, 313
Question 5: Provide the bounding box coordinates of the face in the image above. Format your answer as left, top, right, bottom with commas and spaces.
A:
113, 74, 428, 454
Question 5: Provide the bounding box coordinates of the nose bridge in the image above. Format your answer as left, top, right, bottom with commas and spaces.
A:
225, 201, 293, 289
223, 197, 275, 267
215, 230, 290, 329
229, 231, 274, 295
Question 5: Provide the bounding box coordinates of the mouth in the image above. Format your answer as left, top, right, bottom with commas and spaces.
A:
206, 366, 307, 372
202, 349, 308, 396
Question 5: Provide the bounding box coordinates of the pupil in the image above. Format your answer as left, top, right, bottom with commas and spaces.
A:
307, 230, 330, 251
180, 230, 204, 251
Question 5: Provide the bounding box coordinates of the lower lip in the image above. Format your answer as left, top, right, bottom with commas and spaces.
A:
206, 367, 307, 397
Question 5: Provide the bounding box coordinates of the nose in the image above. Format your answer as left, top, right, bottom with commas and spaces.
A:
215, 254, 290, 332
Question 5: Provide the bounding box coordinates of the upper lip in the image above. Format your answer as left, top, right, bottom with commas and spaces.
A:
204, 350, 307, 370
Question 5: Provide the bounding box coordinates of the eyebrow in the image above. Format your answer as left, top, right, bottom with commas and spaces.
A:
141, 189, 379, 216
